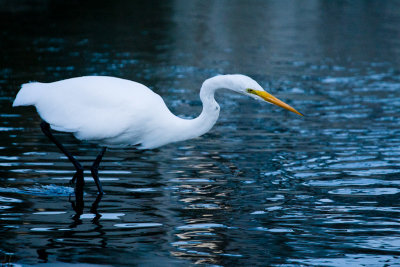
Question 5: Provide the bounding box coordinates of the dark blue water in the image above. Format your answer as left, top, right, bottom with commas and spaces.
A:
1, 0, 400, 266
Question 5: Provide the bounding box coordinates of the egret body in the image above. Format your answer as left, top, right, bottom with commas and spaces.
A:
13, 74, 302, 194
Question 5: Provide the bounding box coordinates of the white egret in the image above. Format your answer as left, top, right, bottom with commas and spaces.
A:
13, 74, 302, 194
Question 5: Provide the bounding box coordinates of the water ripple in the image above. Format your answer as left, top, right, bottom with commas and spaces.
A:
114, 223, 163, 228
2, 2, 400, 265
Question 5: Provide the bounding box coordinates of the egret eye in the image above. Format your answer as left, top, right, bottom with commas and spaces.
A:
246, 88, 255, 94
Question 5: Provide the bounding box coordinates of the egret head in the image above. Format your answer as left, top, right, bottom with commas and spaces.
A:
228, 74, 303, 116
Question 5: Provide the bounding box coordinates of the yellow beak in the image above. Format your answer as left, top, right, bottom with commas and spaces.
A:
251, 90, 303, 116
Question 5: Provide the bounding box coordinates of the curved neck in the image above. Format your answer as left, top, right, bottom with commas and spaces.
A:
167, 76, 235, 144
191, 78, 221, 135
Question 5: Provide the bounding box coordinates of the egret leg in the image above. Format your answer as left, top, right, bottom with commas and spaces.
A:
40, 121, 84, 188
70, 179, 84, 217
91, 147, 106, 195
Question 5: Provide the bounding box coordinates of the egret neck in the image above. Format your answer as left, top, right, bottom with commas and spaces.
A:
168, 75, 233, 144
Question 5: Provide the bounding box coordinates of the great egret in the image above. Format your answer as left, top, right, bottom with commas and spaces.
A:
13, 74, 302, 194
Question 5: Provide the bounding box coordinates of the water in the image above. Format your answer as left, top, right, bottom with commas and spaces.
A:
1, 0, 400, 266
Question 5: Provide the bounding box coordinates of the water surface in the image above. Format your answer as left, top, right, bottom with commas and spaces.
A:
1, 0, 400, 266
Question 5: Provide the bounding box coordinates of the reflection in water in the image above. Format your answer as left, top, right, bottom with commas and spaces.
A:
1, 0, 400, 266
159, 155, 232, 265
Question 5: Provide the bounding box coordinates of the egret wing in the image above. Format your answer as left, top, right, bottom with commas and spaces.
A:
15, 76, 169, 144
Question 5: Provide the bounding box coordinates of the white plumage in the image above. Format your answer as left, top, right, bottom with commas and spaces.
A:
13, 75, 302, 149
14, 76, 182, 148
13, 74, 302, 194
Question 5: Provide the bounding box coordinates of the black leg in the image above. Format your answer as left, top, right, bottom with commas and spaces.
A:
91, 147, 106, 195
90, 193, 104, 224
40, 121, 84, 188
70, 179, 84, 217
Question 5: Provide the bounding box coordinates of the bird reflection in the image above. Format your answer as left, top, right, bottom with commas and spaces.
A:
68, 173, 104, 226
90, 193, 104, 224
